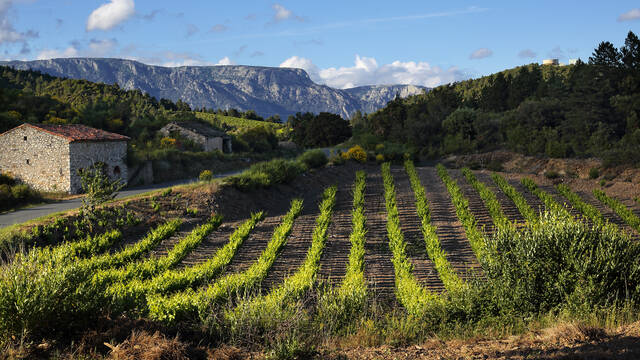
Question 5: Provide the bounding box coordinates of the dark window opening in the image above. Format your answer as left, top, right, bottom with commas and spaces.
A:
23, 136, 27, 141
114, 166, 121, 176
26, 159, 29, 165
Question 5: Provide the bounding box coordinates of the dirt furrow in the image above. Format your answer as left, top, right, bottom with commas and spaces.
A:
417, 167, 481, 281
259, 208, 317, 294
506, 177, 546, 216
363, 166, 397, 304
391, 167, 445, 293
578, 190, 640, 239
475, 172, 526, 225
178, 220, 244, 268
318, 172, 356, 285
224, 214, 283, 274
450, 170, 495, 236
145, 217, 202, 259
538, 184, 586, 221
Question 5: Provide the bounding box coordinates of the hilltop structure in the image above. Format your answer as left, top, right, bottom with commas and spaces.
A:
159, 121, 232, 153
0, 123, 129, 194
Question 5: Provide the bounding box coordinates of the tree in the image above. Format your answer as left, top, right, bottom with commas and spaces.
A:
621, 31, 640, 70
589, 41, 622, 67
78, 162, 125, 220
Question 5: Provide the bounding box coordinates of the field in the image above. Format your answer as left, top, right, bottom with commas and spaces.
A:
2, 161, 640, 359
195, 112, 285, 130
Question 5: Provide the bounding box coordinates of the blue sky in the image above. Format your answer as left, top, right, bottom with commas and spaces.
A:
2, 0, 639, 88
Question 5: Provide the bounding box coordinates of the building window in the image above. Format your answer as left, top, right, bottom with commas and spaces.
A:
114, 166, 121, 176
26, 159, 29, 165
23, 136, 27, 141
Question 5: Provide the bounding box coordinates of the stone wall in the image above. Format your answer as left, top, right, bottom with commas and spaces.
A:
205, 137, 223, 152
0, 126, 71, 192
159, 124, 224, 152
69, 141, 128, 194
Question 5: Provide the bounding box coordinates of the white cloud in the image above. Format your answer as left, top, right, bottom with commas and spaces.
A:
280, 55, 465, 89
216, 56, 236, 65
270, 3, 303, 23
86, 0, 135, 31
0, 0, 37, 45
37, 46, 79, 60
469, 48, 492, 60
618, 8, 640, 22
272, 4, 292, 21
518, 49, 537, 59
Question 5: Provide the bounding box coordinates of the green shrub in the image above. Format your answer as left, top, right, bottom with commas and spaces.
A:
599, 179, 607, 187
297, 149, 328, 169
487, 160, 503, 172
10, 184, 32, 200
0, 172, 15, 186
485, 212, 640, 314
544, 170, 559, 179
199, 170, 213, 182
227, 159, 304, 191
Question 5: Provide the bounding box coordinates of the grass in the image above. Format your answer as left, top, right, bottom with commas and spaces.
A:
594, 189, 640, 232
556, 184, 606, 227
461, 168, 511, 230
196, 112, 284, 130
317, 171, 368, 333
521, 177, 572, 219
147, 199, 304, 323
490, 173, 537, 223
437, 164, 492, 268
404, 160, 465, 292
381, 163, 439, 316
224, 186, 337, 342
107, 212, 264, 314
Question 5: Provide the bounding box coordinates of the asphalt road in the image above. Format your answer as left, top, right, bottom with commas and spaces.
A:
0, 170, 240, 228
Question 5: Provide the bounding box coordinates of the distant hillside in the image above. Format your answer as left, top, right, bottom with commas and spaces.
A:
1, 58, 427, 118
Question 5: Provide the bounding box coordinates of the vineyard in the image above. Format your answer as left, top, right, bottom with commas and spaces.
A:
2, 162, 640, 358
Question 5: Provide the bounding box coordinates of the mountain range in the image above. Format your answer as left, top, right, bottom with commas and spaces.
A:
0, 58, 427, 119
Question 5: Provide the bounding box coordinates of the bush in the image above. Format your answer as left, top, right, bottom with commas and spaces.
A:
199, 170, 213, 182
10, 184, 32, 200
344, 145, 367, 163
0, 172, 15, 186
227, 159, 304, 191
376, 154, 385, 163
589, 167, 600, 179
544, 170, 559, 179
485, 212, 640, 314
297, 150, 328, 170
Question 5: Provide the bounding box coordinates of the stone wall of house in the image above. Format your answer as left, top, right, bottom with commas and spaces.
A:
159, 125, 206, 148
205, 137, 223, 152
69, 141, 128, 194
0, 126, 71, 192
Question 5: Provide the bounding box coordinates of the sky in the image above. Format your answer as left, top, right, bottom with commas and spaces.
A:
1, 0, 639, 89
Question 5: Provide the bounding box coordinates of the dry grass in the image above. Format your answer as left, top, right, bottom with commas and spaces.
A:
106, 331, 188, 360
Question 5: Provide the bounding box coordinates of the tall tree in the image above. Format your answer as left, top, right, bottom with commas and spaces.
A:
589, 41, 622, 67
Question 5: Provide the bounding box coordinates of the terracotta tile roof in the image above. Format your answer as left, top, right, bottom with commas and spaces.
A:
23, 123, 130, 142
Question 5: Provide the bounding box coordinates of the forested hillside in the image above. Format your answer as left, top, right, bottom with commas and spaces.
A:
357, 31, 640, 166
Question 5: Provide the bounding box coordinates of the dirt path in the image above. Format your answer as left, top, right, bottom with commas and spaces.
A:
391, 167, 444, 293
417, 167, 481, 281
506, 177, 546, 216
450, 170, 495, 236
318, 170, 357, 285
178, 220, 243, 268
224, 214, 283, 274
363, 166, 397, 304
474, 171, 526, 225
145, 217, 202, 259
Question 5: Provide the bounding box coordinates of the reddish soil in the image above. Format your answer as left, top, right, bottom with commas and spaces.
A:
362, 166, 397, 303
417, 167, 482, 282
391, 167, 444, 292
474, 172, 526, 225
318, 172, 357, 285
450, 169, 496, 235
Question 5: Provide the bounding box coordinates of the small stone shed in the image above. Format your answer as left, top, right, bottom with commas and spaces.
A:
0, 123, 129, 194
159, 121, 232, 153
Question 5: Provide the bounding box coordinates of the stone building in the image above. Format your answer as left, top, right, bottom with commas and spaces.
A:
159, 121, 232, 153
0, 123, 129, 194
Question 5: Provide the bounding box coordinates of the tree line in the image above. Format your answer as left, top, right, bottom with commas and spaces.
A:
354, 31, 640, 165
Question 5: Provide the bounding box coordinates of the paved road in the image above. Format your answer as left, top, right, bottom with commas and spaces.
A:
0, 170, 241, 228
